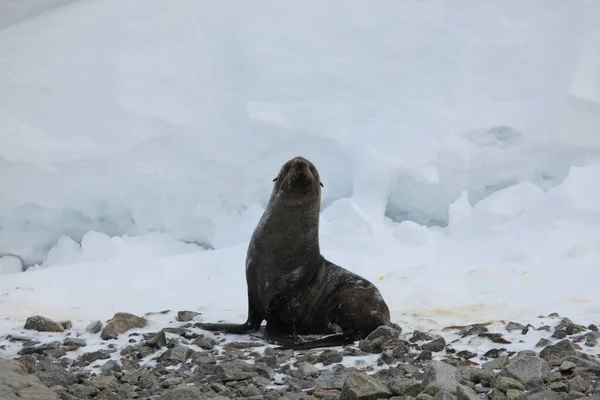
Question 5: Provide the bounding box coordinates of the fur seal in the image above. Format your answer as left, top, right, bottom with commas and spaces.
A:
196, 156, 391, 349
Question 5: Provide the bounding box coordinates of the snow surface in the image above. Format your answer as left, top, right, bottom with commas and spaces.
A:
1, 0, 600, 352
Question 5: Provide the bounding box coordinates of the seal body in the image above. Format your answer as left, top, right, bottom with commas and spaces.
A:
197, 156, 391, 349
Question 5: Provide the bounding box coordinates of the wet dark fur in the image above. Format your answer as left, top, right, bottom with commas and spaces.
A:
196, 156, 391, 350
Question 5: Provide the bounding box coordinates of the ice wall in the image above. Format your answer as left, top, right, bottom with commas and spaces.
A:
1, 0, 598, 265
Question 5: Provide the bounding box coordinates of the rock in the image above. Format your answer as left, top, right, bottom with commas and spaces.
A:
471, 368, 496, 384
90, 375, 120, 391
341, 372, 393, 400
317, 367, 356, 390
147, 330, 167, 349
17, 341, 61, 356
556, 318, 586, 335
479, 333, 511, 344
359, 336, 386, 354
35, 369, 77, 388
318, 349, 344, 365
238, 383, 262, 397
68, 384, 100, 398
506, 390, 525, 400
314, 388, 343, 399
366, 325, 401, 344
97, 390, 120, 400
589, 324, 599, 332
219, 360, 258, 382
79, 350, 112, 363
569, 375, 593, 393
493, 377, 525, 392
549, 382, 568, 392
410, 331, 435, 343
506, 322, 526, 332
298, 361, 319, 378
423, 360, 460, 393
100, 312, 147, 340
177, 310, 202, 322
62, 337, 86, 348
526, 389, 563, 400
417, 350, 433, 362
86, 320, 103, 334
192, 336, 217, 350
59, 320, 72, 330
502, 350, 549, 390
552, 330, 567, 339
535, 339, 552, 348
457, 384, 479, 400
460, 326, 489, 337
389, 378, 423, 396
158, 386, 204, 400
559, 361, 576, 372
484, 348, 508, 359
561, 356, 600, 376
434, 390, 457, 400
101, 359, 122, 373
0, 358, 60, 400
422, 338, 446, 352
456, 350, 476, 360
423, 382, 443, 396
547, 371, 561, 382
539, 340, 577, 365
24, 316, 65, 332
483, 356, 509, 371
159, 344, 195, 363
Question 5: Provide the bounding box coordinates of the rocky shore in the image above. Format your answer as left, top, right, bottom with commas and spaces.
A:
1, 311, 599, 400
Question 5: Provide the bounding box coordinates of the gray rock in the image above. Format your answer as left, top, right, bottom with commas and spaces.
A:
62, 337, 86, 348
238, 383, 262, 397
0, 358, 60, 400
366, 325, 402, 344
68, 383, 100, 398
219, 360, 258, 382
159, 344, 195, 363
147, 330, 167, 349
549, 382, 568, 392
86, 320, 103, 334
100, 312, 147, 340
192, 336, 217, 350
434, 390, 457, 400
559, 361, 576, 372
24, 316, 64, 332
90, 375, 120, 391
389, 377, 423, 396
297, 361, 318, 378
556, 318, 586, 335
456, 384, 479, 400
79, 350, 111, 363
535, 339, 552, 348
97, 390, 120, 400
411, 331, 435, 343
177, 310, 202, 322
506, 389, 525, 400
161, 376, 184, 388
569, 375, 593, 393
423, 360, 460, 393
502, 350, 550, 390
539, 340, 576, 365
526, 390, 563, 400
59, 320, 72, 330
483, 356, 509, 371
100, 360, 121, 373
561, 355, 600, 376
359, 336, 386, 354
341, 372, 393, 400
317, 367, 356, 390
158, 386, 204, 400
493, 377, 525, 392
422, 338, 446, 352
417, 395, 434, 400
17, 341, 61, 356
35, 369, 77, 388
191, 353, 217, 366
318, 349, 344, 365
506, 322, 526, 332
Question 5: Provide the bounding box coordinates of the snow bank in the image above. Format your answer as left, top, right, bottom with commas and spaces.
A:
1, 0, 599, 266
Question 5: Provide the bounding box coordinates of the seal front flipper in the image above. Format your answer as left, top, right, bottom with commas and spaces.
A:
195, 297, 263, 334
270, 332, 357, 351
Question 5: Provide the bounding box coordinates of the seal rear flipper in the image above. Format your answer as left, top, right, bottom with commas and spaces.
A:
269, 331, 357, 351
194, 322, 259, 334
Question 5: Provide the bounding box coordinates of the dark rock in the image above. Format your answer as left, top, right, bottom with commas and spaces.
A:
85, 320, 103, 334
223, 341, 264, 350
535, 339, 552, 348
340, 372, 393, 399
484, 348, 507, 359
392, 343, 411, 359
461, 326, 489, 337
549, 382, 568, 392
552, 330, 568, 339
502, 350, 549, 390
456, 350, 477, 360
24, 316, 64, 332
177, 310, 202, 322
43, 347, 67, 358
479, 333, 511, 344
389, 377, 423, 396
62, 338, 86, 348
319, 349, 344, 365
589, 324, 599, 332
417, 350, 433, 362
556, 318, 586, 335
410, 331, 435, 343
100, 312, 147, 340
423, 360, 460, 393
539, 340, 577, 365
79, 350, 112, 363
17, 341, 61, 356
35, 369, 77, 388
506, 322, 526, 332
561, 355, 600, 376
147, 330, 167, 349
359, 336, 385, 354
422, 338, 446, 352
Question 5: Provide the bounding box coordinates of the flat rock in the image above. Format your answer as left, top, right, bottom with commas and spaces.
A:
389, 377, 424, 396
493, 376, 525, 391
423, 360, 460, 394
101, 312, 147, 340
456, 384, 479, 400
158, 386, 204, 400
317, 367, 357, 390
63, 337, 86, 348
526, 390, 563, 400
422, 338, 446, 352
177, 310, 202, 322
341, 372, 393, 400
0, 358, 60, 400
23, 316, 64, 332
17, 341, 60, 356
35, 368, 77, 388
539, 340, 576, 365
502, 350, 549, 390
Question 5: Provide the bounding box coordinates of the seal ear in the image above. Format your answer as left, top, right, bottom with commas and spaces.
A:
319, 181, 324, 187
273, 177, 277, 182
